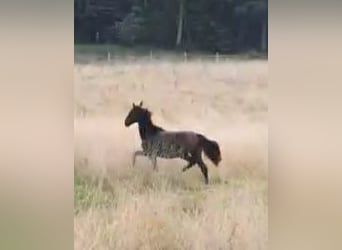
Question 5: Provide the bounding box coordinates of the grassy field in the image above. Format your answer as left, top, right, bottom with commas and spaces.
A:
74, 49, 268, 249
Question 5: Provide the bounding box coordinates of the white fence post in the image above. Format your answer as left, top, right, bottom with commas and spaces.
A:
96, 32, 100, 43
107, 51, 111, 62
184, 51, 187, 62
150, 50, 153, 61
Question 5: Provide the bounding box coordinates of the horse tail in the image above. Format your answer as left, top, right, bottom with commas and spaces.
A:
197, 134, 222, 166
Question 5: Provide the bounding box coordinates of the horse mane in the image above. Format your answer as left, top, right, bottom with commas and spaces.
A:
144, 108, 165, 131
154, 124, 165, 132
138, 108, 165, 140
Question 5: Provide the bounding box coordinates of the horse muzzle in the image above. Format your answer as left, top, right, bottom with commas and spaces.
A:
124, 119, 132, 127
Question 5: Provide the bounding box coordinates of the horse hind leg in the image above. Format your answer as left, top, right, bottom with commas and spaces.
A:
182, 153, 196, 172
182, 161, 195, 172
197, 156, 209, 185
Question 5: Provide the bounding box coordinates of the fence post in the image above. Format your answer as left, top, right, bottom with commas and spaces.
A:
184, 51, 187, 63
107, 51, 111, 62
215, 52, 219, 63
150, 50, 153, 61
96, 32, 100, 43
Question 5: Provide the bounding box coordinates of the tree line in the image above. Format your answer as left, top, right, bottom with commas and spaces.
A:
75, 0, 267, 53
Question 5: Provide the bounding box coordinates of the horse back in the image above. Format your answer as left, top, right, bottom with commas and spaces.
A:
154, 131, 200, 150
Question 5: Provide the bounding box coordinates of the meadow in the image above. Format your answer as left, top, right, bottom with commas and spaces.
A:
74, 50, 268, 250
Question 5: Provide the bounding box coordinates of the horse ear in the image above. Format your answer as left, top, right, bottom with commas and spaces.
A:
132, 102, 136, 107
139, 101, 143, 107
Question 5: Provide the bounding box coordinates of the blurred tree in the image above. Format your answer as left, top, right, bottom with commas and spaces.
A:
74, 0, 268, 53
176, 0, 185, 47
233, 0, 267, 52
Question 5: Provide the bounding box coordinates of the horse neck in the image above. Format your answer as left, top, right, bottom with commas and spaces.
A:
138, 117, 163, 140
138, 125, 147, 140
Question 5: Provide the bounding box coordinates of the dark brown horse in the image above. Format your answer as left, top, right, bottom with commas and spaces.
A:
124, 101, 222, 184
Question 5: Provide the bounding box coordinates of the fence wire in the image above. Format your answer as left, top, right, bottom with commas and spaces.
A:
75, 50, 267, 65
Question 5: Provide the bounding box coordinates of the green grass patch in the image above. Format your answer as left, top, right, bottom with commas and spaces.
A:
74, 173, 116, 214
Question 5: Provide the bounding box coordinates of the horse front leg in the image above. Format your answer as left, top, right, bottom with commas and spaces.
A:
198, 159, 209, 185
150, 155, 158, 172
132, 150, 146, 167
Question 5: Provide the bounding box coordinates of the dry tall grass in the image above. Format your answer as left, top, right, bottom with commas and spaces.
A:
74, 59, 268, 250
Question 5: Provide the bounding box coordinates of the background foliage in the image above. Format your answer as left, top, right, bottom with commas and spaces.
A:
75, 0, 267, 53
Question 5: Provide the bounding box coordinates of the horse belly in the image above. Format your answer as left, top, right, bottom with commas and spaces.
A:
143, 135, 192, 159
158, 143, 188, 159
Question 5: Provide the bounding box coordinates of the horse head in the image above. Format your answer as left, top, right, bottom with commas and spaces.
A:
124, 101, 150, 126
